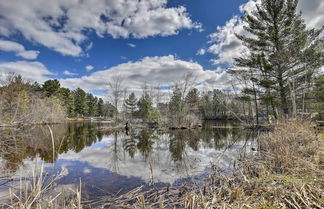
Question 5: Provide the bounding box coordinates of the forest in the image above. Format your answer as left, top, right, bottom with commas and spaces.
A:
0, 0, 323, 127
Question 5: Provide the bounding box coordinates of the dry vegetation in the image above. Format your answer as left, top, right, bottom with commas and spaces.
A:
1, 164, 81, 209
97, 119, 323, 208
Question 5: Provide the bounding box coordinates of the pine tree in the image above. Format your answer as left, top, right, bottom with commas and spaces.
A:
86, 93, 98, 116
124, 92, 138, 115
234, 0, 323, 116
42, 79, 60, 97
58, 88, 75, 117
185, 88, 200, 111
137, 93, 152, 120
169, 87, 183, 114
137, 93, 160, 122
97, 98, 104, 117
73, 88, 87, 116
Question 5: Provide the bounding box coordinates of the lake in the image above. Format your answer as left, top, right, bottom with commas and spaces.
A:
0, 121, 257, 203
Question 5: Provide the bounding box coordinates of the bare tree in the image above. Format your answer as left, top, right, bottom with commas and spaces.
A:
107, 75, 125, 121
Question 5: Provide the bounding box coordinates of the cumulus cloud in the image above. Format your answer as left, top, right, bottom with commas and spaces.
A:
207, 16, 249, 66
0, 0, 201, 56
60, 55, 230, 92
297, 0, 324, 29
206, 0, 323, 66
0, 39, 39, 59
85, 65, 94, 71
0, 61, 52, 82
63, 70, 78, 76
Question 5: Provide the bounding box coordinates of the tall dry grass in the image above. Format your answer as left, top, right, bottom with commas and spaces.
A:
2, 164, 82, 209
1, 126, 82, 209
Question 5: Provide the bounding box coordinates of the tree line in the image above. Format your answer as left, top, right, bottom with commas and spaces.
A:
0, 74, 115, 126
34, 79, 115, 117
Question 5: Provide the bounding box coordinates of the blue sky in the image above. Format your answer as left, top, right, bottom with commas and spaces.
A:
0, 0, 323, 97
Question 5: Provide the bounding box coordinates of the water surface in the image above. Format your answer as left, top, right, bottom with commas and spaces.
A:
0, 121, 256, 201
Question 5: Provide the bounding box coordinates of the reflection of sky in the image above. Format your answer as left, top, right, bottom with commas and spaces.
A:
57, 131, 255, 185
0, 128, 256, 199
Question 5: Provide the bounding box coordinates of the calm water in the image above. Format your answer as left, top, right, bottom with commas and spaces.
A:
0, 121, 257, 201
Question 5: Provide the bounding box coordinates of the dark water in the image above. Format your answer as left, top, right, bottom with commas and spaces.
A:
0, 121, 257, 201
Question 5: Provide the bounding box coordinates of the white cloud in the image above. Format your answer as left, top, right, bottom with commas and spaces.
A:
0, 39, 39, 59
60, 55, 230, 92
207, 16, 249, 66
196, 48, 206, 56
63, 70, 78, 76
297, 0, 324, 29
206, 0, 323, 66
0, 61, 52, 82
127, 43, 136, 48
0, 0, 200, 56
85, 65, 94, 71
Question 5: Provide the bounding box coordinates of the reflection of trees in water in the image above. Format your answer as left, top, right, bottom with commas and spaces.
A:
122, 130, 137, 158
0, 121, 256, 175
136, 129, 155, 160
118, 127, 251, 166
107, 132, 123, 172
0, 122, 105, 172
61, 122, 104, 153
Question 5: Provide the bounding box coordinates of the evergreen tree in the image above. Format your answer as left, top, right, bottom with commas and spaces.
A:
29, 82, 42, 94
58, 88, 75, 117
169, 87, 183, 114
42, 79, 60, 97
137, 93, 152, 120
309, 75, 324, 112
185, 88, 200, 110
124, 92, 138, 115
234, 0, 323, 116
73, 88, 87, 116
97, 98, 104, 117
86, 93, 98, 116
137, 93, 160, 122
102, 102, 117, 117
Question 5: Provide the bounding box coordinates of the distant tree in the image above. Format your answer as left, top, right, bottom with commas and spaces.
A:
169, 86, 183, 115
29, 82, 42, 94
97, 98, 104, 117
124, 92, 138, 116
137, 93, 160, 122
107, 75, 125, 114
309, 75, 324, 112
102, 102, 116, 117
185, 88, 200, 110
42, 79, 60, 97
200, 90, 231, 120
73, 88, 87, 116
86, 93, 98, 117
313, 75, 324, 103
58, 88, 75, 117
